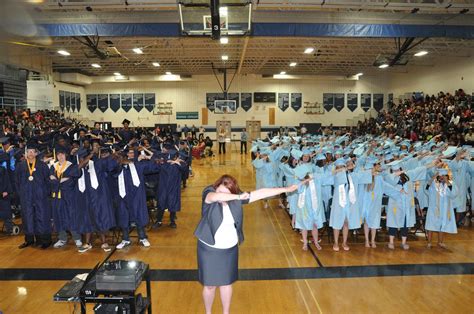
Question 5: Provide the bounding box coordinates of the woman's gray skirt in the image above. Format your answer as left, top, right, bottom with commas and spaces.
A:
197, 240, 238, 286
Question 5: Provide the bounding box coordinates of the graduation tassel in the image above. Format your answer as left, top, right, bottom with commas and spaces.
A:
393, 207, 397, 215
53, 148, 56, 161
58, 190, 61, 199
371, 191, 374, 200
447, 210, 451, 221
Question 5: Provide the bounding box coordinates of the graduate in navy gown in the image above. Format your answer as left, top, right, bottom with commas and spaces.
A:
16, 142, 52, 249
76, 146, 118, 253
0, 163, 13, 234
154, 149, 187, 228
114, 147, 159, 249
50, 145, 82, 249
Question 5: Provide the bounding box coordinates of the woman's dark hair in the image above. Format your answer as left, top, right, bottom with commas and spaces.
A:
400, 173, 410, 184
213, 174, 242, 194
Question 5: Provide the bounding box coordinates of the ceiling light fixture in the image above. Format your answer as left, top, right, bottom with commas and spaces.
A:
113, 72, 121, 76
166, 71, 172, 75
220, 37, 229, 44
221, 55, 228, 61
57, 50, 70, 56
414, 51, 428, 57
280, 71, 286, 75
304, 48, 314, 54
289, 62, 297, 67
355, 72, 363, 76
378, 64, 389, 69
152, 62, 160, 67
132, 48, 143, 54
91, 63, 101, 68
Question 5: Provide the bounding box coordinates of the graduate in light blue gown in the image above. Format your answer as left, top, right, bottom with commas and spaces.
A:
330, 158, 372, 251
384, 159, 438, 250
425, 168, 458, 249
293, 152, 333, 251
279, 150, 302, 228
445, 150, 471, 226
360, 160, 400, 248
252, 147, 277, 208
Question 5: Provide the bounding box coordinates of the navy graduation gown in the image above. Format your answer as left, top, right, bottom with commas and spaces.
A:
156, 161, 186, 212
15, 159, 52, 235
77, 156, 118, 233
0, 167, 12, 220
50, 161, 81, 233
115, 160, 159, 228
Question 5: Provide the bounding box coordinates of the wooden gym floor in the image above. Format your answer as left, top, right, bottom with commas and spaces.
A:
0, 150, 473, 313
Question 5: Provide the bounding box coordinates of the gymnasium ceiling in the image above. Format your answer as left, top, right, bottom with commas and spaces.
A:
3, 0, 474, 77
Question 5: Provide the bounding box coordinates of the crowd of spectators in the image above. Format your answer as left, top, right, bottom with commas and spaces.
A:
356, 89, 473, 145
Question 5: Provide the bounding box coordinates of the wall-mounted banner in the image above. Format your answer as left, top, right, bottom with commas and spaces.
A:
278, 93, 289, 111
373, 93, 384, 112
133, 93, 144, 112
76, 93, 81, 112
240, 93, 252, 112
70, 92, 76, 112
121, 94, 132, 112
176, 111, 199, 119
334, 93, 345, 112
65, 92, 71, 112
109, 94, 120, 112
86, 94, 97, 113
323, 93, 334, 111
347, 93, 358, 112
291, 93, 302, 111
59, 90, 65, 111
361, 93, 371, 112
144, 93, 155, 112
98, 94, 109, 112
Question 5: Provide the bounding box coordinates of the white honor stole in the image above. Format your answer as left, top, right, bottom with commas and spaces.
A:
297, 175, 318, 209
88, 160, 99, 189
118, 162, 140, 198
339, 173, 356, 207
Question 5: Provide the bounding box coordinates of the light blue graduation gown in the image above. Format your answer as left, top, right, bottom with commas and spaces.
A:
446, 159, 470, 213
293, 163, 333, 230
252, 158, 277, 189
425, 181, 458, 233
279, 163, 299, 215
385, 166, 428, 228
330, 170, 372, 230
361, 175, 400, 229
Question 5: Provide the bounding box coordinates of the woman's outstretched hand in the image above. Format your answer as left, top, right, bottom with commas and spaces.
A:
286, 184, 299, 193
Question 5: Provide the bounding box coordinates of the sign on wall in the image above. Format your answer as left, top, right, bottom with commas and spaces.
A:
291, 93, 302, 111
347, 93, 358, 112
70, 92, 76, 112
59, 90, 65, 111
86, 94, 97, 112
361, 93, 371, 112
121, 94, 132, 112
75, 93, 81, 112
334, 93, 345, 112
98, 94, 109, 112
176, 111, 199, 119
240, 93, 252, 112
65, 92, 71, 112
278, 93, 289, 112
373, 93, 384, 112
323, 93, 334, 112
144, 93, 155, 112
109, 94, 120, 112
133, 93, 144, 112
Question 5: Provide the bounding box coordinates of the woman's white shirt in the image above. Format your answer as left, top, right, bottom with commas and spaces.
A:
200, 203, 238, 249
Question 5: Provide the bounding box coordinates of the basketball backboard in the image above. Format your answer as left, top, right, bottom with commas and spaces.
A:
214, 99, 237, 114
178, 0, 252, 37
